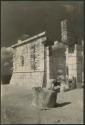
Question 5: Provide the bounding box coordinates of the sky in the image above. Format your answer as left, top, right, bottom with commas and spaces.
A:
1, 1, 84, 47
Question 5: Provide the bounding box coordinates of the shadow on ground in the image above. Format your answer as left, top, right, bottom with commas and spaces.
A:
54, 102, 71, 108
41, 102, 71, 111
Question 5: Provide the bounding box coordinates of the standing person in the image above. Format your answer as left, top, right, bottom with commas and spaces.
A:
51, 78, 61, 92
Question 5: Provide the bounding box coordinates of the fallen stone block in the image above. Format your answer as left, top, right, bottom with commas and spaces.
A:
32, 87, 58, 109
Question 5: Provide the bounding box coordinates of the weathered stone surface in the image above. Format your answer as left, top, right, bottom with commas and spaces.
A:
10, 32, 47, 88
32, 87, 58, 108
65, 44, 83, 88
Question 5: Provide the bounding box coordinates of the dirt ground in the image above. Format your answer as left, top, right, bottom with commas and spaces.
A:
1, 84, 84, 124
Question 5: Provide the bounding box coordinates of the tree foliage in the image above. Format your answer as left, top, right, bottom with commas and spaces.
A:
1, 47, 14, 84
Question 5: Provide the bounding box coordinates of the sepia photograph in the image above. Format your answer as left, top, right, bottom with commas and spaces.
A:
1, 1, 84, 124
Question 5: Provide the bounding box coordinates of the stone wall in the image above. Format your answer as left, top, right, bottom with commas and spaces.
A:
10, 72, 44, 88
49, 42, 66, 79
10, 35, 47, 88
45, 42, 66, 88
65, 44, 83, 88
76, 45, 83, 87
